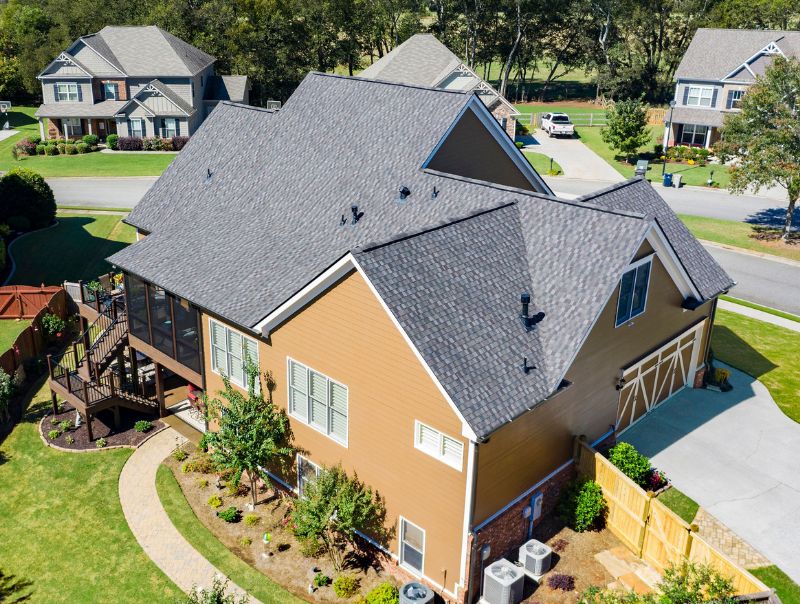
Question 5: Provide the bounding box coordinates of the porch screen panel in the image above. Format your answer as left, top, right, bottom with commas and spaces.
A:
126, 275, 150, 344
148, 286, 174, 356
173, 297, 201, 374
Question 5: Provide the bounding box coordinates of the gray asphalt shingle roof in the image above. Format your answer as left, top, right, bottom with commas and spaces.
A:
204, 75, 249, 102
675, 28, 800, 81
35, 100, 126, 118
668, 106, 725, 128
109, 72, 732, 438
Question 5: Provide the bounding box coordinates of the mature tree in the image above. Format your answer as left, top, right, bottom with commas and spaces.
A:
711, 0, 800, 30
203, 361, 292, 509
291, 464, 388, 571
601, 98, 651, 162
720, 57, 800, 238
0, 168, 56, 230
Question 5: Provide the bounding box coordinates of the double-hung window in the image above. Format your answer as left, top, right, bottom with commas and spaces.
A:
686, 86, 714, 107
730, 89, 744, 109
680, 124, 708, 147
297, 454, 321, 497
399, 518, 425, 574
62, 118, 82, 137
288, 359, 348, 445
129, 118, 144, 138
210, 320, 259, 389
56, 82, 79, 102
414, 421, 464, 470
615, 256, 652, 327
163, 118, 177, 138
103, 83, 119, 100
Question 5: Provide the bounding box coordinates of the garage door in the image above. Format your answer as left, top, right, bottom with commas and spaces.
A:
616, 320, 706, 433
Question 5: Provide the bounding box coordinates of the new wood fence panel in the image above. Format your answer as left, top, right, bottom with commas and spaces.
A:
0, 289, 68, 375
642, 497, 692, 573
0, 286, 63, 319
689, 534, 769, 596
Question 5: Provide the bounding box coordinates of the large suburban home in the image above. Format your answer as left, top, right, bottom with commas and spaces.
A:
34, 25, 249, 141
667, 28, 800, 148
360, 33, 520, 138
49, 73, 732, 602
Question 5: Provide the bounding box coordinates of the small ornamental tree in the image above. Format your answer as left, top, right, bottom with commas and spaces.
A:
0, 167, 56, 230
291, 464, 389, 571
203, 359, 293, 509
720, 57, 800, 238
601, 99, 652, 163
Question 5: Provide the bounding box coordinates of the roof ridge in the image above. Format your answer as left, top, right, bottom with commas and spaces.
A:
575, 177, 647, 201
217, 101, 277, 113
354, 201, 515, 253
308, 71, 470, 96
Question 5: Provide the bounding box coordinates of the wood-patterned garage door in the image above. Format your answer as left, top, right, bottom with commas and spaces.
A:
616, 320, 706, 433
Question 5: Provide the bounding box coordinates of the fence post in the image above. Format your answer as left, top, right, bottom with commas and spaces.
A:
82, 379, 89, 404
638, 491, 654, 558
46, 354, 54, 380
78, 280, 85, 305
590, 114, 593, 127
72, 342, 79, 370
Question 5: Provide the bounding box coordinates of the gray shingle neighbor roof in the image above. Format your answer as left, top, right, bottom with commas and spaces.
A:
675, 28, 800, 81
80, 26, 215, 76
204, 75, 249, 102
109, 72, 732, 438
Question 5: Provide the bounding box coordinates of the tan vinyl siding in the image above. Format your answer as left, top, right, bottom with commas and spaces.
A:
472, 243, 713, 524
71, 41, 120, 77
426, 107, 535, 191
201, 270, 467, 594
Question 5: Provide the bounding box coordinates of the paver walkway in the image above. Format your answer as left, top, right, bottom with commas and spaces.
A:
119, 428, 261, 603
694, 508, 771, 569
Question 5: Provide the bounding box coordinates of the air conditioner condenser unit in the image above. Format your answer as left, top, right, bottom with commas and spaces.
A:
482, 558, 524, 604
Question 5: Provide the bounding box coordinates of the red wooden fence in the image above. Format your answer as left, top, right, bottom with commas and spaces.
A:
0, 286, 63, 319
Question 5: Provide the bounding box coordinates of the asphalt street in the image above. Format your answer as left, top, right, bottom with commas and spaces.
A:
49, 176, 158, 208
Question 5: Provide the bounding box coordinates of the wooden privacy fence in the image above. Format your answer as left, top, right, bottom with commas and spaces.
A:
0, 288, 68, 375
0, 286, 63, 319
574, 438, 769, 596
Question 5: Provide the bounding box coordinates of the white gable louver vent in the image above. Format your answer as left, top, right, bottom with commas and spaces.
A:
482, 559, 524, 604
518, 539, 552, 577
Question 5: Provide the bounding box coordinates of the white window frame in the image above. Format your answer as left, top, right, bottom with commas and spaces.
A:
296, 454, 321, 498
56, 82, 79, 102
163, 118, 177, 138
103, 82, 118, 100
686, 86, 714, 107
414, 420, 464, 471
287, 357, 348, 447
730, 89, 744, 109
615, 255, 653, 328
129, 118, 144, 138
398, 516, 425, 575
209, 318, 259, 389
62, 117, 82, 137
680, 124, 708, 147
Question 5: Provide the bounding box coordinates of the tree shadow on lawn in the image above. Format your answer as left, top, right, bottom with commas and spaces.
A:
745, 207, 800, 229
712, 326, 778, 379
4, 110, 36, 129
0, 568, 33, 603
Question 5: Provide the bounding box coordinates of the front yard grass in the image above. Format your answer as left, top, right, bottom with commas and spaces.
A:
750, 565, 800, 604
0, 319, 31, 352
156, 465, 303, 604
678, 214, 800, 263
8, 211, 135, 286
0, 380, 183, 602
712, 309, 800, 423
657, 487, 699, 524
524, 151, 563, 175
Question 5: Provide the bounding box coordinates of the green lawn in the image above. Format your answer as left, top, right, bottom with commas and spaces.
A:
0, 106, 174, 177
657, 487, 699, 524
0, 319, 31, 353
0, 380, 183, 603
524, 151, 563, 176
751, 566, 800, 604
712, 309, 800, 423
156, 465, 303, 604
678, 214, 800, 263
577, 125, 731, 188
720, 295, 800, 324
9, 212, 135, 286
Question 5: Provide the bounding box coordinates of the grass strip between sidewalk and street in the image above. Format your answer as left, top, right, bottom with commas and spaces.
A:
750, 566, 800, 604
720, 295, 800, 324
156, 464, 303, 604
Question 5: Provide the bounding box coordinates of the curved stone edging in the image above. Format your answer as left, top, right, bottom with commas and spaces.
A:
118, 427, 261, 603
3, 219, 61, 286
38, 413, 168, 453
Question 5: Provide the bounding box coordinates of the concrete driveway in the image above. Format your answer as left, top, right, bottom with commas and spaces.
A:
521, 132, 623, 182
620, 366, 800, 582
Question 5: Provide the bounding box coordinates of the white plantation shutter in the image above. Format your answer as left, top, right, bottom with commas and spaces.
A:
209, 321, 258, 388
329, 383, 348, 442
288, 361, 308, 420
287, 360, 348, 444
211, 322, 227, 373
309, 370, 328, 430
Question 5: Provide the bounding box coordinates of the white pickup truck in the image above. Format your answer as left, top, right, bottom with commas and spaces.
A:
541, 112, 575, 138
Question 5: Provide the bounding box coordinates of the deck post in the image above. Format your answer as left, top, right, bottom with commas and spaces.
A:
46, 354, 54, 380
86, 412, 94, 441
154, 362, 166, 418
117, 350, 126, 387
78, 280, 85, 305
81, 316, 90, 350
50, 389, 58, 416
130, 346, 139, 392
72, 342, 80, 370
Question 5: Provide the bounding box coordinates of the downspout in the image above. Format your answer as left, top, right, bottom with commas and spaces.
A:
464, 442, 480, 604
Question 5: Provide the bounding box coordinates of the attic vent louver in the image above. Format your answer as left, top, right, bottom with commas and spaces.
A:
520, 292, 545, 332
398, 186, 411, 201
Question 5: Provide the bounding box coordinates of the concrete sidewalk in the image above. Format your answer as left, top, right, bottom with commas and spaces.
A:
719, 299, 800, 333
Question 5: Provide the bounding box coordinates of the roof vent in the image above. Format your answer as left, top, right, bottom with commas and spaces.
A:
206, 168, 213, 181
351, 204, 364, 225
431, 186, 439, 199
398, 186, 411, 201
520, 293, 545, 332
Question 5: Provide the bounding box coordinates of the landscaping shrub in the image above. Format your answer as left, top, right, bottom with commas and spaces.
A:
181, 462, 192, 474
117, 136, 143, 151
11, 139, 36, 159
58, 420, 71, 432
75, 142, 90, 154
96, 437, 107, 448
207, 495, 223, 508
0, 168, 56, 230
365, 581, 398, 604
48, 429, 60, 440
172, 136, 189, 151
557, 479, 606, 532
64, 144, 77, 155
243, 514, 259, 526
332, 574, 360, 598
179, 576, 248, 604
515, 140, 524, 149
40, 312, 65, 339
56, 143, 66, 154
162, 138, 174, 151
196, 478, 209, 488
579, 586, 653, 603
44, 145, 58, 156
239, 536, 252, 547
134, 420, 153, 433
106, 134, 119, 150
198, 432, 210, 452
314, 572, 331, 588
298, 536, 321, 558
35, 144, 46, 155
547, 573, 575, 591
142, 137, 164, 151
172, 446, 188, 461
82, 134, 99, 146
6, 216, 30, 232
27, 135, 41, 145
65, 435, 74, 444
608, 442, 652, 487
224, 482, 249, 497
659, 561, 735, 603
185, 455, 215, 474
216, 506, 241, 523
516, 121, 530, 136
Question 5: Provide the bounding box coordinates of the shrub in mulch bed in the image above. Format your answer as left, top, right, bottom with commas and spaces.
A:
40, 402, 165, 450
547, 573, 576, 591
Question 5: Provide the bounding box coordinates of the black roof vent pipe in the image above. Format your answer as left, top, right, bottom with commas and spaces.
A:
398, 186, 411, 201
520, 292, 545, 331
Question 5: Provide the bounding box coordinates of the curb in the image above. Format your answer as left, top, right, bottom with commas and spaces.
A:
699, 239, 800, 268
38, 411, 168, 453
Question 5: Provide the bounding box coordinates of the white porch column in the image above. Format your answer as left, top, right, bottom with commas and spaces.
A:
88, 120, 93, 135
38, 118, 45, 140
705, 127, 712, 149
663, 125, 670, 148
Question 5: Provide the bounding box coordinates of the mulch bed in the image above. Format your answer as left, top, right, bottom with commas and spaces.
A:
41, 402, 165, 450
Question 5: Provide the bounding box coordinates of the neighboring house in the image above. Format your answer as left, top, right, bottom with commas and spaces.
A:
667, 28, 800, 148
359, 33, 520, 138
34, 25, 249, 141
50, 73, 732, 603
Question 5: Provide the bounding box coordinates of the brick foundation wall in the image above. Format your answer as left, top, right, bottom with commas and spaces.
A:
693, 364, 707, 388
47, 118, 61, 139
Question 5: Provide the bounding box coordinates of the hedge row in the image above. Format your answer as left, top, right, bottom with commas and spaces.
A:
112, 135, 188, 152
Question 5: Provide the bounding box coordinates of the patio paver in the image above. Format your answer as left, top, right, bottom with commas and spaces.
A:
119, 427, 261, 603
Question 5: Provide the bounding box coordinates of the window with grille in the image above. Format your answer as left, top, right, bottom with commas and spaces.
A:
56, 82, 79, 102
288, 359, 348, 445
399, 518, 425, 574
414, 420, 464, 470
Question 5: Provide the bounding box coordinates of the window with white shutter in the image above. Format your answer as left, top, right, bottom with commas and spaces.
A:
209, 319, 259, 388
287, 358, 348, 446
414, 420, 464, 470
